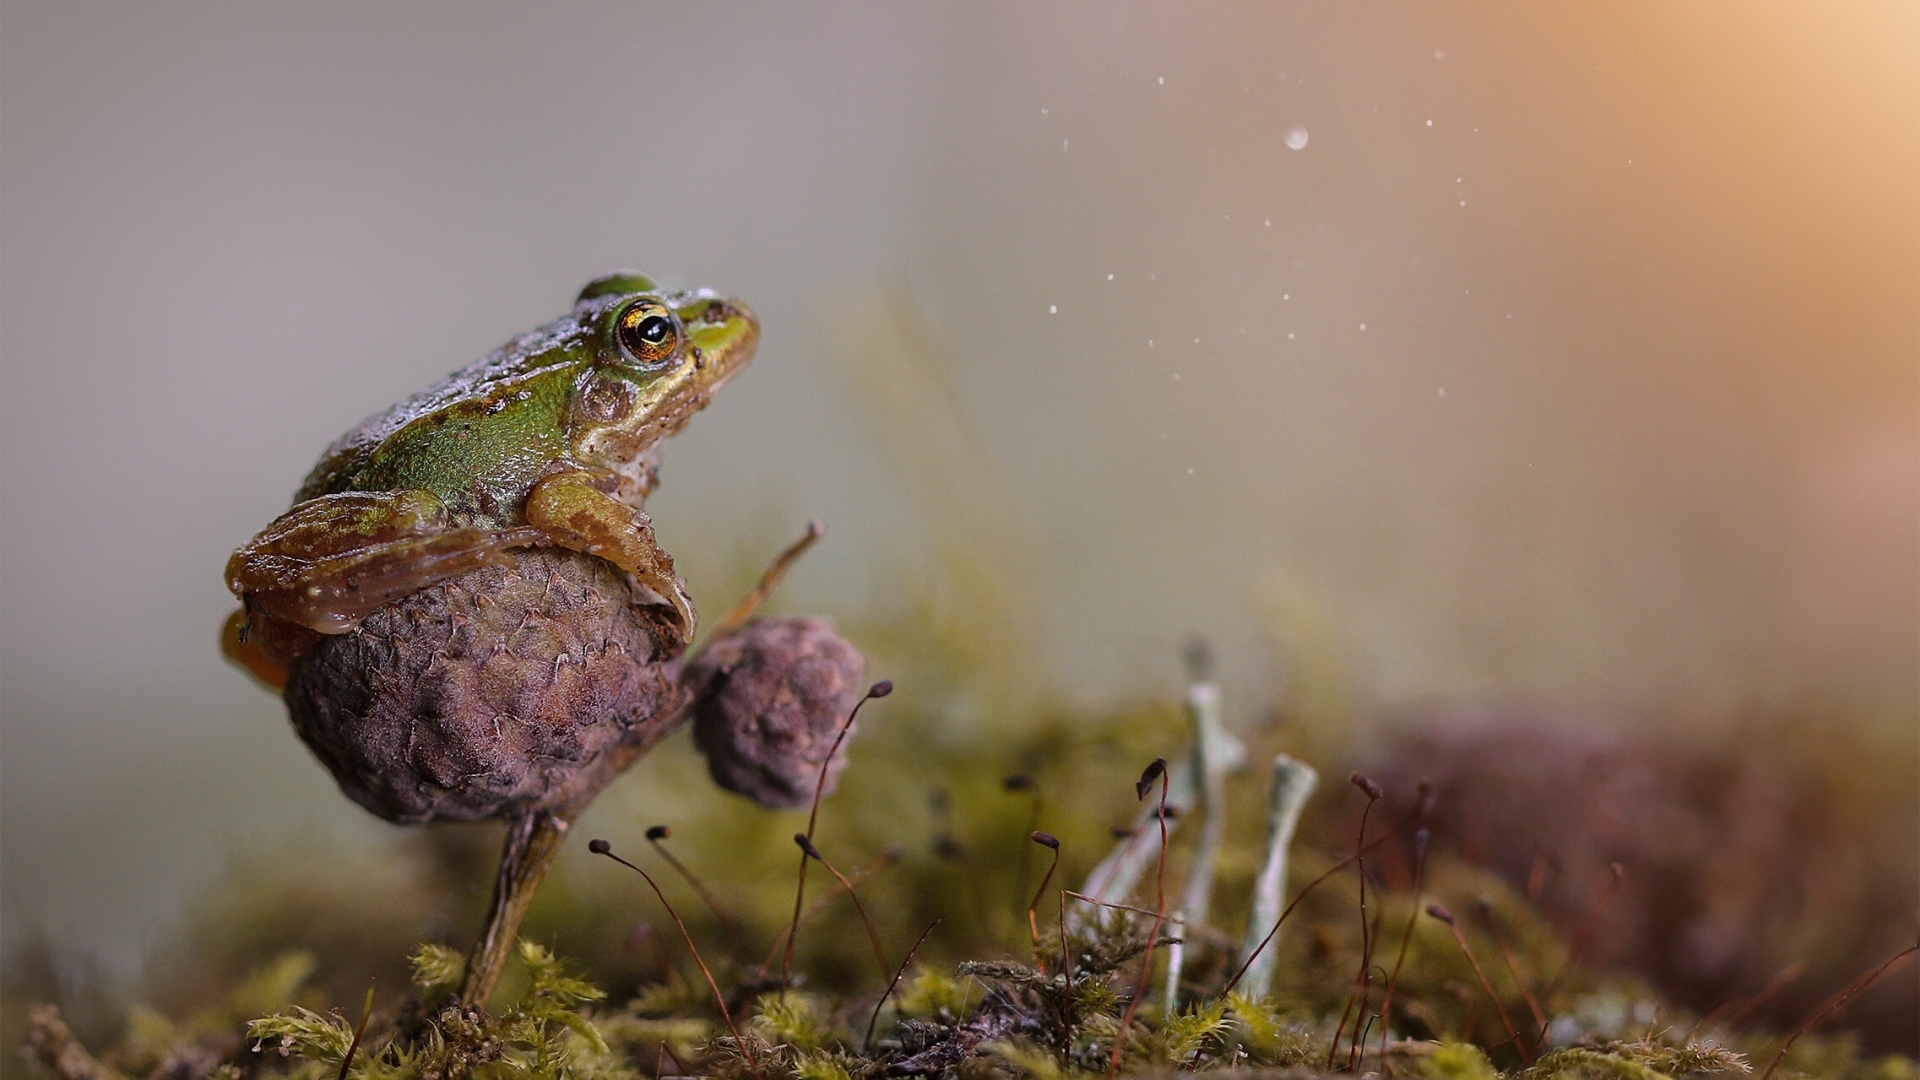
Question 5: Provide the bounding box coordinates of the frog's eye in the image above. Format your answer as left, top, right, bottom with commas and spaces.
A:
615, 302, 679, 367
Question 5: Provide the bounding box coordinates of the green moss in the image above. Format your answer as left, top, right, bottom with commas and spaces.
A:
1421, 1043, 1500, 1080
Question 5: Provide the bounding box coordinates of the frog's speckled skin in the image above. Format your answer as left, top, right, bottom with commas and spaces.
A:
225, 272, 756, 670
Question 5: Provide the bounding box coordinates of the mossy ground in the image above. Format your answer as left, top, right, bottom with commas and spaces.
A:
8, 643, 1914, 1078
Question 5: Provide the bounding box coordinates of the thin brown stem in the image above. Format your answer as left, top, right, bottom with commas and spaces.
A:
1064, 891, 1164, 920
1376, 828, 1430, 1067
757, 848, 902, 976
592, 840, 762, 1080
795, 835, 890, 982
1059, 887, 1073, 1064
1701, 961, 1807, 1035
1220, 813, 1417, 997
780, 832, 821, 993
658, 1038, 690, 1078
1330, 778, 1381, 1071
780, 680, 891, 997
1109, 762, 1170, 1078
1478, 897, 1546, 1055
461, 812, 570, 1008
1005, 774, 1042, 922
1027, 832, 1061, 963
338, 979, 375, 1080
1345, 915, 1382, 1070
866, 920, 941, 1049
1329, 992, 1360, 1073
645, 826, 742, 939
1760, 941, 1918, 1080
1428, 905, 1522, 1061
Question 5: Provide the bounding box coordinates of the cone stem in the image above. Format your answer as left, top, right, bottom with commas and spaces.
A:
460, 810, 570, 1007
696, 520, 824, 653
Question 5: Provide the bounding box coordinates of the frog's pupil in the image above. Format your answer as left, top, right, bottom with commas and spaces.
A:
618, 306, 677, 364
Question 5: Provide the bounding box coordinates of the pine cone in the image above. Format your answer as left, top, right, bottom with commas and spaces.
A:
277, 548, 687, 824
683, 616, 866, 808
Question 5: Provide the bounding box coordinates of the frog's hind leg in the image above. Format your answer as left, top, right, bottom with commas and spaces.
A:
522, 470, 696, 643
227, 489, 541, 635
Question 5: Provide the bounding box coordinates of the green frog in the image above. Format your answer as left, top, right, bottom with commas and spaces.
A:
224, 271, 757, 684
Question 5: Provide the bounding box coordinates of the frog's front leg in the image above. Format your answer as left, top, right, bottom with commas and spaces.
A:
226, 489, 541, 636
522, 470, 696, 643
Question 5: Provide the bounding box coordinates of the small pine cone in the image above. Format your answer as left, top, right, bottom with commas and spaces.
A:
280, 548, 687, 824
683, 616, 866, 809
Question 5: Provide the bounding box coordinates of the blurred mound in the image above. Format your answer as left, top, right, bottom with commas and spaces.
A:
1366, 708, 1919, 1054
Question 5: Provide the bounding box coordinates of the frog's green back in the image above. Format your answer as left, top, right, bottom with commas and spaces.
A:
296, 310, 594, 519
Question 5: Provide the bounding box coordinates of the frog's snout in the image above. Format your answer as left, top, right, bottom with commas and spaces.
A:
703, 297, 758, 361
705, 296, 757, 334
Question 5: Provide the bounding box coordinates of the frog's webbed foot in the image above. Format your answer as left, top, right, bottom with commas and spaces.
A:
226, 490, 541, 635
523, 471, 696, 644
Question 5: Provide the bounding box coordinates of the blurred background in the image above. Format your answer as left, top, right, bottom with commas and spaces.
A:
2, 0, 1914, 1053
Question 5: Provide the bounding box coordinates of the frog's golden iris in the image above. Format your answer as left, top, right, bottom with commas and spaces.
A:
615, 299, 679, 367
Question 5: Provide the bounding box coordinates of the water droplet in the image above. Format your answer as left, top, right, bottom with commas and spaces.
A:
1265, 219, 1272, 227
1040, 107, 1048, 115
1426, 119, 1433, 127
1107, 273, 1114, 281
1287, 332, 1296, 340
1459, 200, 1467, 207
1438, 387, 1446, 397
1283, 293, 1290, 300
1359, 323, 1367, 330
1062, 139, 1069, 151
1158, 76, 1165, 85
1049, 305, 1058, 314
1284, 125, 1309, 150
1186, 467, 1195, 475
